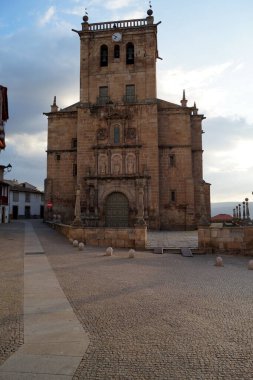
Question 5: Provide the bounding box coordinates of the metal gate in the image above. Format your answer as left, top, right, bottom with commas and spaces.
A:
105, 192, 129, 227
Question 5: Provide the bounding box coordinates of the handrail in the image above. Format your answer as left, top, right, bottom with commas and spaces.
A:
88, 18, 148, 31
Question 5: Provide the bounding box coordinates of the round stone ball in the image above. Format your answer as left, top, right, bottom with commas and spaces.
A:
215, 256, 224, 267
248, 260, 253, 270
73, 240, 79, 247
106, 247, 113, 256
128, 249, 135, 259
69, 238, 74, 244
79, 242, 85, 251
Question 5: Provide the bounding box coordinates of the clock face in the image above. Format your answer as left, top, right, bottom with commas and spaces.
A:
112, 32, 122, 42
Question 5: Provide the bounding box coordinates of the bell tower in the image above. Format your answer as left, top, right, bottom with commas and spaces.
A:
73, 8, 159, 105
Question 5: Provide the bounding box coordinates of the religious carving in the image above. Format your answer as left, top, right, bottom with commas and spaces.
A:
126, 153, 136, 174
126, 128, 136, 140
97, 128, 108, 140
111, 154, 122, 175
98, 154, 108, 174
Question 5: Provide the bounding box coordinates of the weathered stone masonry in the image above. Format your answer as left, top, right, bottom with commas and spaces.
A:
44, 9, 210, 230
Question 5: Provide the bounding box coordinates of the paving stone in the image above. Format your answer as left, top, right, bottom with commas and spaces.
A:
1, 220, 253, 380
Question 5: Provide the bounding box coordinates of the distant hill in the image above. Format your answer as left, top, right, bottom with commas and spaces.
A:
211, 202, 253, 217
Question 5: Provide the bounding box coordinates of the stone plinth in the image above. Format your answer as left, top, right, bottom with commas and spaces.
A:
47, 222, 147, 249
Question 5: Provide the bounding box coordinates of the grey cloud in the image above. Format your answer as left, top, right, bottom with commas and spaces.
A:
203, 116, 253, 151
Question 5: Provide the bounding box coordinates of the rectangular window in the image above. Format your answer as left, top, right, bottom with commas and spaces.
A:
13, 192, 19, 202
125, 85, 135, 103
169, 154, 175, 167
98, 86, 109, 105
56, 154, 61, 161
114, 127, 120, 144
170, 190, 176, 203
25, 193, 30, 203
73, 163, 77, 176
71, 138, 77, 149
41, 194, 44, 202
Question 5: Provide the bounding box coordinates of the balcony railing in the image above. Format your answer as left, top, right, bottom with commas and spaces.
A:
88, 18, 148, 31
123, 95, 137, 104
96, 96, 111, 106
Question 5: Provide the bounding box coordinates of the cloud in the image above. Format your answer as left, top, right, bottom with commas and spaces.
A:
38, 6, 56, 27
6, 132, 47, 158
104, 0, 134, 10
202, 116, 253, 201
157, 60, 253, 123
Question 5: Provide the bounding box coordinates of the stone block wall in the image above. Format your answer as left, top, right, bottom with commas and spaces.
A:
198, 226, 253, 255
48, 223, 147, 249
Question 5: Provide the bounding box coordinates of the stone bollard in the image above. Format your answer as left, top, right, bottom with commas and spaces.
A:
73, 240, 79, 247
79, 242, 85, 251
128, 249, 135, 259
105, 247, 113, 256
248, 260, 253, 270
215, 256, 224, 267
69, 238, 74, 244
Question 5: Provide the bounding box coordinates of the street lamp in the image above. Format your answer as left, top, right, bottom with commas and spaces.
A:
3, 163, 12, 172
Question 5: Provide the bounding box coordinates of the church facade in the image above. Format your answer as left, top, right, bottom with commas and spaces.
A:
44, 8, 210, 230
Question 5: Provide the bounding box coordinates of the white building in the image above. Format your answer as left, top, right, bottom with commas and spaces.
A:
5, 180, 44, 219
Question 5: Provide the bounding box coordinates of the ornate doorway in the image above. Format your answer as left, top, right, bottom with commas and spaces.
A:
105, 192, 129, 227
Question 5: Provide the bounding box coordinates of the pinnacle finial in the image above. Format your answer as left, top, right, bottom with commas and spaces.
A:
193, 101, 198, 115
51, 96, 58, 112
83, 8, 89, 22
181, 89, 188, 107
147, 1, 153, 16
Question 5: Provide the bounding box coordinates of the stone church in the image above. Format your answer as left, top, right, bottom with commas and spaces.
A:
44, 7, 210, 230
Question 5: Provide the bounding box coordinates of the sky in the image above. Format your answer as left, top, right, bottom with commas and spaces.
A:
1, 0, 253, 205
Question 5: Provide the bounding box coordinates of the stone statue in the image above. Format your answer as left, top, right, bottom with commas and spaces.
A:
72, 184, 82, 226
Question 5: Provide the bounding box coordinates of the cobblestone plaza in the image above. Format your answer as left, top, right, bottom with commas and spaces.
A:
0, 221, 252, 379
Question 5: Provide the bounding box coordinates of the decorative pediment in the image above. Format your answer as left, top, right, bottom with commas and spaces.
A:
106, 108, 130, 120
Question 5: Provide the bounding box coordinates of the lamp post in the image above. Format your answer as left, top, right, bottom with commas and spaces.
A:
245, 198, 250, 220
242, 201, 246, 220
4, 163, 12, 173
238, 204, 241, 219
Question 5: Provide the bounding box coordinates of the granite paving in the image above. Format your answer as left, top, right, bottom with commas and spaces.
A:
34, 221, 253, 380
1, 220, 253, 379
0, 222, 24, 365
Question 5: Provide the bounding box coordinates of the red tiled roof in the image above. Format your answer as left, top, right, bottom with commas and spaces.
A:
211, 214, 233, 222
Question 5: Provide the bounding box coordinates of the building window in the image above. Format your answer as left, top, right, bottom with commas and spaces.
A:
114, 45, 120, 59
125, 85, 136, 103
126, 42, 134, 64
13, 192, 19, 202
73, 163, 77, 176
98, 86, 109, 105
41, 194, 44, 202
114, 127, 120, 144
170, 190, 176, 203
56, 154, 61, 161
100, 45, 108, 67
25, 193, 30, 203
169, 154, 176, 167
71, 138, 77, 149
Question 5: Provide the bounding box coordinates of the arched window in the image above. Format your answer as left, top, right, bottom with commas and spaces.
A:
114, 127, 120, 144
100, 45, 108, 67
114, 45, 120, 59
126, 42, 134, 64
